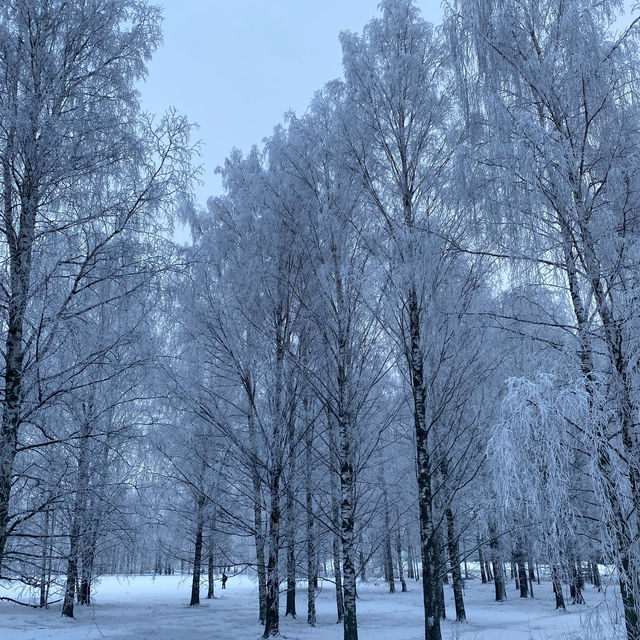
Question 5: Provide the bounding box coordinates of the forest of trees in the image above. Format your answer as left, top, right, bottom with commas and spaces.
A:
1, 1, 640, 640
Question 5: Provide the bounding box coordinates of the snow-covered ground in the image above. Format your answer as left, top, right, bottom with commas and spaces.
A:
0, 573, 625, 640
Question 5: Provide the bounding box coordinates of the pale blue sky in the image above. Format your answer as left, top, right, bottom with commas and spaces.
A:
140, 1, 444, 204
140, 1, 636, 207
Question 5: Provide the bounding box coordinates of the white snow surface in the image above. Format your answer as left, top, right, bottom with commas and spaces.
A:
0, 573, 623, 640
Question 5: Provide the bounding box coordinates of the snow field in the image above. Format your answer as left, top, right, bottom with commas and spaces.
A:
0, 572, 624, 640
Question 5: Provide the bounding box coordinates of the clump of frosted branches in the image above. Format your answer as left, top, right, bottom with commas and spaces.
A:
488, 373, 588, 553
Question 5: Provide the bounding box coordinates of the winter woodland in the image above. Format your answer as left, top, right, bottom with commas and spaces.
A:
1, 1, 640, 639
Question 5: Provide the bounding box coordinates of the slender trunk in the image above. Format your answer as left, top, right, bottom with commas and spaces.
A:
332, 521, 345, 622
383, 488, 395, 594
190, 506, 204, 606
339, 413, 358, 640
62, 421, 91, 618
248, 401, 267, 623
304, 405, 316, 626
446, 508, 465, 621
570, 561, 584, 605
591, 560, 601, 590
285, 514, 296, 618
285, 409, 296, 618
0, 78, 24, 573
39, 510, 50, 608
514, 539, 528, 598
359, 533, 367, 582
329, 413, 344, 623
61, 518, 80, 618
408, 289, 441, 640
262, 469, 281, 638
407, 544, 415, 580
45, 510, 55, 605
79, 517, 99, 606
207, 540, 214, 599
395, 519, 407, 593
551, 565, 565, 610
478, 539, 487, 584
489, 523, 506, 602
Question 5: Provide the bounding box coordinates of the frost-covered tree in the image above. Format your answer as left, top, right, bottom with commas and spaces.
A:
0, 0, 194, 574
447, 1, 640, 636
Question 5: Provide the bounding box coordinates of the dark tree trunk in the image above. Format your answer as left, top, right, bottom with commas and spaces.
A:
207, 543, 214, 599
333, 530, 345, 622
190, 509, 204, 606
514, 540, 528, 598
78, 518, 99, 606
305, 410, 316, 626
407, 544, 415, 580
285, 408, 297, 618
248, 404, 267, 623
39, 509, 51, 608
489, 524, 506, 602
478, 539, 487, 584
285, 535, 296, 617
329, 414, 344, 623
570, 561, 584, 605
0, 101, 33, 571
409, 287, 442, 640
438, 577, 446, 620
590, 560, 601, 590
263, 470, 281, 638
552, 565, 565, 610
446, 508, 465, 621
62, 522, 80, 618
383, 495, 395, 594
358, 533, 367, 583
339, 421, 358, 640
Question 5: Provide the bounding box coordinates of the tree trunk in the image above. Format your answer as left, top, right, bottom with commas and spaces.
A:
333, 526, 345, 622
446, 508, 465, 621
262, 469, 281, 638
39, 509, 50, 608
570, 561, 584, 605
590, 560, 601, 590
305, 408, 316, 626
383, 490, 395, 594
489, 523, 506, 602
395, 519, 407, 593
329, 414, 344, 623
285, 408, 296, 618
207, 541, 215, 599
339, 414, 358, 640
248, 403, 267, 623
478, 539, 487, 584
551, 565, 565, 610
61, 519, 80, 618
285, 523, 296, 618
79, 517, 99, 606
409, 288, 442, 640
0, 86, 30, 572
514, 539, 528, 598
407, 544, 415, 580
359, 533, 368, 582
190, 519, 203, 606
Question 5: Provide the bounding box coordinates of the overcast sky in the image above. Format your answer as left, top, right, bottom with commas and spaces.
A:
139, 1, 444, 205
139, 1, 636, 209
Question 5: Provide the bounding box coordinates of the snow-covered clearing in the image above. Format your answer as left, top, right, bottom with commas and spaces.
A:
0, 573, 624, 640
